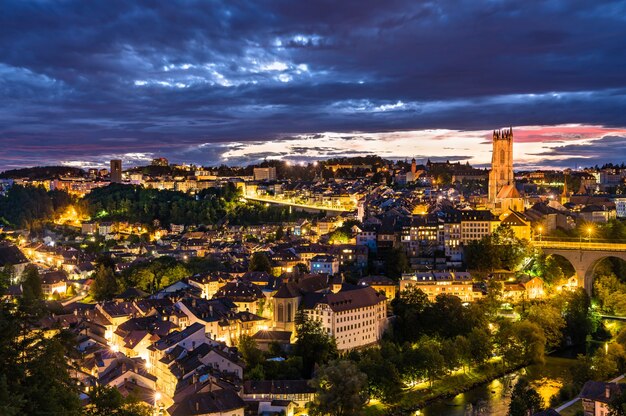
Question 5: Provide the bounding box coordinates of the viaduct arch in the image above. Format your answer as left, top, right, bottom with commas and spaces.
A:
535, 241, 626, 294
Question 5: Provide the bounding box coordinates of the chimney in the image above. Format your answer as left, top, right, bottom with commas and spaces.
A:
122, 362, 126, 373
195, 401, 199, 412
606, 384, 611, 399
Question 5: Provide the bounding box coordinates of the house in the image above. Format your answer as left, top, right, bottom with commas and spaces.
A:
202, 347, 245, 379
309, 255, 339, 275
580, 381, 625, 416
98, 222, 115, 236
81, 222, 98, 235
400, 271, 481, 302
189, 272, 231, 299
522, 276, 545, 299
214, 279, 265, 315
579, 205, 617, 223
41, 270, 68, 297
148, 322, 207, 368
175, 298, 266, 346
328, 244, 368, 269
257, 400, 298, 416
0, 244, 29, 278
168, 388, 245, 416
357, 275, 397, 300
500, 210, 531, 240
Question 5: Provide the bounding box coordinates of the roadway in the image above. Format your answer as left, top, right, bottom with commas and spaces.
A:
533, 239, 626, 251
243, 195, 352, 213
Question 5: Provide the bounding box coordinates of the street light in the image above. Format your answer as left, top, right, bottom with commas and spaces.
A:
587, 226, 593, 242
538, 225, 543, 242
154, 392, 162, 416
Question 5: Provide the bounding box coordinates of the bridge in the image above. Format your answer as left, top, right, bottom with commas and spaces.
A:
533, 239, 626, 293
242, 195, 352, 214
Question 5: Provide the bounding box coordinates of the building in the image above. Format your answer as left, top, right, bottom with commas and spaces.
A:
400, 271, 481, 302
0, 244, 30, 278
41, 271, 68, 297
151, 157, 169, 166
459, 210, 500, 243
110, 159, 123, 183
488, 128, 514, 203
488, 128, 523, 213
301, 285, 387, 351
242, 380, 316, 409
168, 388, 245, 416
579, 205, 616, 223
615, 197, 626, 218
499, 210, 531, 240
309, 255, 339, 275
357, 275, 397, 300
253, 167, 277, 182
579, 381, 625, 416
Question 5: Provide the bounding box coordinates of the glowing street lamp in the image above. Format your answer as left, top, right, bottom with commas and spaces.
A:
537, 225, 543, 242
154, 392, 162, 415
587, 226, 593, 242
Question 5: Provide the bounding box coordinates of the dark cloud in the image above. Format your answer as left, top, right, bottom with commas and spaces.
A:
529, 135, 626, 167
1, 0, 626, 169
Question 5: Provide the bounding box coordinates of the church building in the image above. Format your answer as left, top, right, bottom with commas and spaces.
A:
488, 127, 523, 213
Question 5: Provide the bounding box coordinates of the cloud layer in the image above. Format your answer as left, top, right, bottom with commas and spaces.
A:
1, 1, 626, 169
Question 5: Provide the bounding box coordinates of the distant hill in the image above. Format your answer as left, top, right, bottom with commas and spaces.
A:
0, 166, 86, 180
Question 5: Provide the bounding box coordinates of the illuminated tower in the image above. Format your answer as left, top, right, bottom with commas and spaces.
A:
561, 174, 570, 205
110, 159, 122, 183
488, 127, 514, 203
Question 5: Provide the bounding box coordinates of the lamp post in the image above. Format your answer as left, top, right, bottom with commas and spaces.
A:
154, 392, 161, 416
538, 225, 543, 242
587, 226, 592, 243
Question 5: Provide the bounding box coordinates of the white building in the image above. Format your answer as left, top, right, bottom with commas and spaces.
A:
301, 286, 387, 351
253, 167, 277, 182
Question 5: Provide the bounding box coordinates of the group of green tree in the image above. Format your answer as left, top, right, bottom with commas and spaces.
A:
0, 185, 75, 229
90, 255, 223, 301
85, 182, 313, 226
594, 257, 626, 315
464, 224, 533, 272
0, 182, 317, 232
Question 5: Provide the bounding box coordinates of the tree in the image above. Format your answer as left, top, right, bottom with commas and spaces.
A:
468, 327, 493, 365
526, 303, 566, 350
21, 264, 43, 302
84, 385, 152, 416
384, 248, 410, 280
91, 264, 119, 301
508, 378, 544, 416
0, 265, 15, 295
308, 360, 368, 416
356, 348, 402, 404
249, 252, 273, 274
0, 301, 81, 416
238, 335, 264, 371
390, 286, 430, 343
294, 311, 338, 377
562, 288, 594, 345
609, 387, 626, 416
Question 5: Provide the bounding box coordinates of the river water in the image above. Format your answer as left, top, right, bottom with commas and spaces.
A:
419, 357, 577, 416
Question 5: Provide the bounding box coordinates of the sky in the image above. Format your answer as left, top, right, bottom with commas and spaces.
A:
2, 0, 626, 171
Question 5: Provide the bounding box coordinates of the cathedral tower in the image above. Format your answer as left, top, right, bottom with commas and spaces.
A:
488, 127, 514, 203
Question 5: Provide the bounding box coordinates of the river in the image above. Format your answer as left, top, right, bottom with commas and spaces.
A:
419, 356, 578, 416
